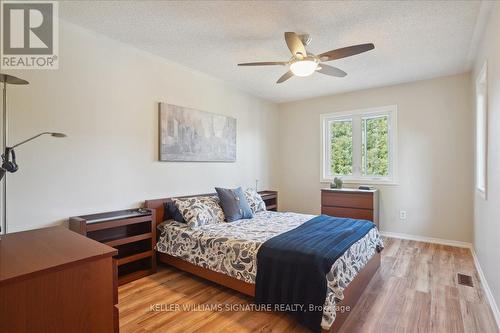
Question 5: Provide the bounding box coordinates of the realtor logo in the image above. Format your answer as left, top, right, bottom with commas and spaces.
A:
1, 1, 59, 69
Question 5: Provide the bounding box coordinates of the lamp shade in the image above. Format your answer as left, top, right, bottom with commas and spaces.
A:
290, 60, 318, 77
0, 74, 29, 85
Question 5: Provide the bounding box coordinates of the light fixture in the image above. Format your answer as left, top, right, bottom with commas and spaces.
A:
9, 132, 67, 149
1, 73, 67, 235
290, 58, 319, 77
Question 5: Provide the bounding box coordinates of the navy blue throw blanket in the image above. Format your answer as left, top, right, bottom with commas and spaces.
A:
255, 215, 376, 333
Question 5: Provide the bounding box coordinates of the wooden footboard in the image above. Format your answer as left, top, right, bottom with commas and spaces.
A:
157, 251, 381, 332
157, 253, 255, 296
322, 251, 381, 333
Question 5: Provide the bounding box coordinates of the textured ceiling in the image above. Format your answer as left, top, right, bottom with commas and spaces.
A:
60, 1, 483, 103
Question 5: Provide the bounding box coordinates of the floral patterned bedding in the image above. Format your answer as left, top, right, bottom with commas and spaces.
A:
156, 211, 383, 330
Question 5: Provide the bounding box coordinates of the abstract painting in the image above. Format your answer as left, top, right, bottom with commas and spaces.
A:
159, 103, 236, 162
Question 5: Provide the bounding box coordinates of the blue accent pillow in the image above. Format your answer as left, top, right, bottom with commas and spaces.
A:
215, 187, 254, 222
163, 201, 186, 223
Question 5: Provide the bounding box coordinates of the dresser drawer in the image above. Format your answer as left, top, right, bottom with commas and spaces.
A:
321, 191, 373, 209
322, 206, 374, 222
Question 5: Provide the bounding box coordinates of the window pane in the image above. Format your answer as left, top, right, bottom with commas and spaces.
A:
476, 93, 486, 192
330, 120, 352, 175
362, 116, 389, 176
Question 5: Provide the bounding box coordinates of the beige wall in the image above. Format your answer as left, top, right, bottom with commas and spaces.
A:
277, 73, 474, 242
1, 21, 279, 232
472, 2, 500, 319
0, 18, 478, 248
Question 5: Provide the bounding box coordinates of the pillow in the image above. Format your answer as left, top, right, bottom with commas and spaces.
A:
173, 196, 225, 228
163, 201, 186, 223
244, 188, 267, 213
215, 187, 253, 222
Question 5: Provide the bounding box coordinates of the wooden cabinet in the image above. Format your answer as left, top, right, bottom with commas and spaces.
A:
259, 190, 278, 211
69, 209, 156, 285
321, 188, 379, 227
0, 226, 118, 333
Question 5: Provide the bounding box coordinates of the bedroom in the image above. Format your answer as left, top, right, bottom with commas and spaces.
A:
0, 0, 499, 332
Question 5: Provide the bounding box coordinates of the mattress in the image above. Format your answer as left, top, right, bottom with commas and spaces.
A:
156, 211, 383, 330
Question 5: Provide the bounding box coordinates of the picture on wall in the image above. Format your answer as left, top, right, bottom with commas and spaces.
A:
159, 103, 237, 162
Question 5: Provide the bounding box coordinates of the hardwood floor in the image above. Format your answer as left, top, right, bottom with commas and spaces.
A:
118, 238, 499, 333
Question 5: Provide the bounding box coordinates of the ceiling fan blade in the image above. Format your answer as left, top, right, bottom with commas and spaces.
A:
238, 61, 288, 66
317, 64, 347, 77
285, 32, 307, 58
319, 43, 375, 62
276, 71, 294, 84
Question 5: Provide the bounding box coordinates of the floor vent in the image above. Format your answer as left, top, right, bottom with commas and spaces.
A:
457, 273, 473, 287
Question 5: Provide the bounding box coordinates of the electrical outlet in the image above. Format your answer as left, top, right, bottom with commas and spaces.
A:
399, 210, 407, 220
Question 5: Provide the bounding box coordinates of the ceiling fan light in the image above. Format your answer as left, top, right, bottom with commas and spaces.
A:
290, 60, 318, 77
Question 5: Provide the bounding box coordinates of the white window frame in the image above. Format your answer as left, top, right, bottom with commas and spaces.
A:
475, 62, 488, 199
320, 105, 398, 185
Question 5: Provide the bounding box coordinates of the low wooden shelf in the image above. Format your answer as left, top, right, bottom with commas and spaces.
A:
69, 209, 157, 285
104, 232, 152, 247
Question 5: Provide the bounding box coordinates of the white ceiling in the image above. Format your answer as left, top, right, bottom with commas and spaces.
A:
60, 1, 484, 103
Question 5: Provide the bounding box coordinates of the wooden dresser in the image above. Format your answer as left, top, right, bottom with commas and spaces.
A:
0, 226, 118, 333
69, 209, 157, 285
321, 188, 379, 227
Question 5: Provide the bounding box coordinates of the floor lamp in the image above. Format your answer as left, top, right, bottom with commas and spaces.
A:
0, 74, 66, 235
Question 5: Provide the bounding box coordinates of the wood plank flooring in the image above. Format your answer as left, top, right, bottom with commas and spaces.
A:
118, 238, 499, 333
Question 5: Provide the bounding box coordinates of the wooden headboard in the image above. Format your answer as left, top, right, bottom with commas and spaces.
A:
145, 190, 278, 226
144, 192, 215, 226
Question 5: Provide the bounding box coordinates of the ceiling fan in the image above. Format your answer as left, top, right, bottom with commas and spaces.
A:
237, 32, 374, 84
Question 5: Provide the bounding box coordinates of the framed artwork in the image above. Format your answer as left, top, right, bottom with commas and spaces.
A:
159, 103, 236, 162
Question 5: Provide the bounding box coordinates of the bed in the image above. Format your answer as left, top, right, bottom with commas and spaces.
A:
146, 194, 383, 333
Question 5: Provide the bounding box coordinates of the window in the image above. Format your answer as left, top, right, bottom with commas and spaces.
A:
476, 63, 487, 198
330, 118, 353, 175
321, 105, 397, 184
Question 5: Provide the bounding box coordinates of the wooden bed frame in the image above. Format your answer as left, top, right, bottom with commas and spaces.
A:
145, 194, 381, 333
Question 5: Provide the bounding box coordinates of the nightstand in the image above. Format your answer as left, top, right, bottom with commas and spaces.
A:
69, 209, 156, 285
259, 190, 278, 211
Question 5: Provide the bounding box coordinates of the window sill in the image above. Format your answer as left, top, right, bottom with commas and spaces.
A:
476, 188, 487, 200
320, 178, 399, 186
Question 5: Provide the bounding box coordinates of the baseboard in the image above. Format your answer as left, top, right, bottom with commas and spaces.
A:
470, 248, 500, 330
380, 230, 500, 330
379, 231, 472, 248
